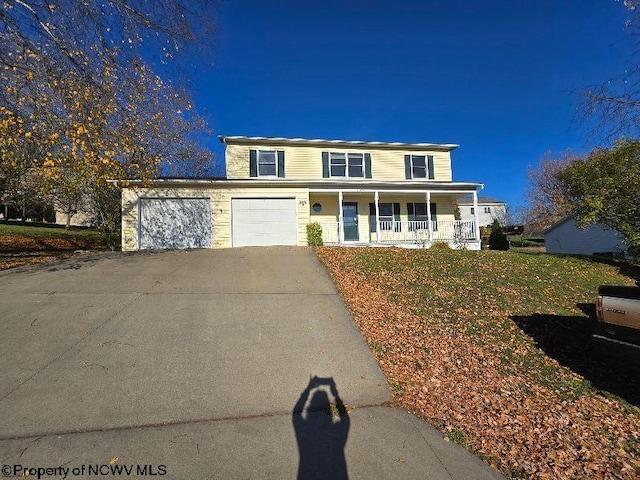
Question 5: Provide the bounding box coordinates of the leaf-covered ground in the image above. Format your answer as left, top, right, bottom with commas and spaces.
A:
316, 247, 640, 479
0, 222, 105, 269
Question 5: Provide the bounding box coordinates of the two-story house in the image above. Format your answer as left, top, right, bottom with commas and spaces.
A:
119, 136, 484, 251
457, 196, 507, 228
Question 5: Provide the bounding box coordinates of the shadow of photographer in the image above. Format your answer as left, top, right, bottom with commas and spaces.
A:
292, 376, 350, 480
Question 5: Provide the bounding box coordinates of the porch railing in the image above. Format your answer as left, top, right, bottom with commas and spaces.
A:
315, 220, 476, 245
318, 222, 340, 244
378, 220, 476, 244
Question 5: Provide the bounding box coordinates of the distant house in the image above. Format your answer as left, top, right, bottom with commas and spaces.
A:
54, 208, 94, 228
543, 216, 627, 256
457, 196, 506, 227
1, 198, 93, 227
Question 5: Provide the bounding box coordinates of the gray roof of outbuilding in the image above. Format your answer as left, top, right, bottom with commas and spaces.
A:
457, 196, 505, 205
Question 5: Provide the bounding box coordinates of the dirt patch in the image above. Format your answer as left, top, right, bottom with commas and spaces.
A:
0, 251, 81, 270
0, 232, 107, 270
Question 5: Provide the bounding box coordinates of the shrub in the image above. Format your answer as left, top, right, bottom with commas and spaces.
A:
489, 219, 509, 250
430, 240, 452, 250
307, 222, 323, 246
509, 238, 542, 248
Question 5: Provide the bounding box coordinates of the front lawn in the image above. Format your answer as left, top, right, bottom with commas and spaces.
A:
0, 222, 106, 269
317, 247, 640, 479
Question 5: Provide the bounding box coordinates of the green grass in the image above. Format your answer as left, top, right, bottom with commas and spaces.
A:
0, 221, 101, 239
446, 427, 470, 448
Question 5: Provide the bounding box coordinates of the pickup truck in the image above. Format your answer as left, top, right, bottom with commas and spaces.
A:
596, 285, 640, 346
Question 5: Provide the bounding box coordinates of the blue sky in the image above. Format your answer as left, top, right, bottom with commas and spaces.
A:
194, 0, 634, 210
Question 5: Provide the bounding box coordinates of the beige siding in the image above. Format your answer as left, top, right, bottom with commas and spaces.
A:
225, 143, 453, 181
225, 144, 251, 178
309, 195, 340, 224
122, 186, 309, 251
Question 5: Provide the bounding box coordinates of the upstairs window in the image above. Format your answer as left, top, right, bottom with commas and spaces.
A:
470, 207, 475, 215
258, 150, 277, 176
348, 153, 364, 177
330, 153, 346, 177
411, 155, 427, 178
484, 207, 491, 214
249, 149, 285, 178
405, 155, 435, 180
324, 152, 371, 178
330, 153, 365, 177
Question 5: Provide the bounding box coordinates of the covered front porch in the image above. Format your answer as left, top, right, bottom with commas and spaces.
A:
308, 186, 482, 249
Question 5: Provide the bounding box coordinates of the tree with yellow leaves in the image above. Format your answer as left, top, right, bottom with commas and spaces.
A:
0, 1, 217, 245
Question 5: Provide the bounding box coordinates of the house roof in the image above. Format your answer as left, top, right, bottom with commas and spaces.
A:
113, 177, 483, 192
218, 135, 459, 152
542, 215, 574, 235
457, 196, 505, 205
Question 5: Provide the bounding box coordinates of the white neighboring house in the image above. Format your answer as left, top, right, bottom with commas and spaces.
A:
543, 216, 627, 256
458, 196, 506, 227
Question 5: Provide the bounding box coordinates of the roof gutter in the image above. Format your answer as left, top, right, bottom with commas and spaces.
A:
217, 135, 459, 151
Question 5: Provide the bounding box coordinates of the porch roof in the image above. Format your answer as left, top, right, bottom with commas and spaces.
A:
307, 179, 482, 193
110, 178, 483, 193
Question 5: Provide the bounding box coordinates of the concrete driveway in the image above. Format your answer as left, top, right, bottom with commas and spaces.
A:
0, 248, 502, 479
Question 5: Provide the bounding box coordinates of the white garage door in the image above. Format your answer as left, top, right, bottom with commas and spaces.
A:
139, 197, 211, 250
231, 198, 297, 247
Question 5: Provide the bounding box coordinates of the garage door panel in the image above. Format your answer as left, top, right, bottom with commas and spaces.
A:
231, 198, 297, 247
140, 198, 211, 250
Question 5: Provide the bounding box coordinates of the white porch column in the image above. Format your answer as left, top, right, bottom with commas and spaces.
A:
338, 190, 344, 244
473, 190, 480, 241
374, 191, 380, 243
426, 191, 433, 242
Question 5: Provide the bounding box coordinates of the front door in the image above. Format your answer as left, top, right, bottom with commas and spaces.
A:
342, 202, 359, 241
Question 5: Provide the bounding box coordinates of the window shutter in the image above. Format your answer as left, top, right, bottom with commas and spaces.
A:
249, 150, 257, 177
369, 203, 376, 233
427, 155, 434, 180
393, 203, 401, 232
404, 155, 411, 179
407, 203, 415, 231
430, 202, 438, 231
277, 150, 285, 178
364, 153, 372, 178
322, 152, 329, 178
